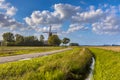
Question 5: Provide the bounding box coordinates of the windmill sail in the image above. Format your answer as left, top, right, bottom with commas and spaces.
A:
43, 25, 57, 38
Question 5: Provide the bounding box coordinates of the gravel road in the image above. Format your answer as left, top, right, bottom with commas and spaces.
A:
0, 48, 72, 64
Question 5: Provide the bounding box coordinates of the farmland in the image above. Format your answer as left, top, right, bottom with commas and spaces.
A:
89, 47, 120, 80
0, 47, 93, 80
0, 47, 64, 57
93, 46, 120, 52
1, 46, 120, 80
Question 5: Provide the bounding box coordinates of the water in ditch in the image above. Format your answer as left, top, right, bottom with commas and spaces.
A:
85, 57, 95, 80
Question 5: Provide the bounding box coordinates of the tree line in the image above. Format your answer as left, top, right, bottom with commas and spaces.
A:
1, 32, 72, 46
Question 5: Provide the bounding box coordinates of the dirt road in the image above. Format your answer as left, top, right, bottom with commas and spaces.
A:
0, 48, 72, 64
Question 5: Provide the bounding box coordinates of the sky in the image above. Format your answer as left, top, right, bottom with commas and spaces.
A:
0, 0, 120, 45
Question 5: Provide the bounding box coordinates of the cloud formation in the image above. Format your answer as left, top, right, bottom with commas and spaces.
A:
0, 0, 26, 32
0, 13, 25, 30
92, 15, 120, 34
92, 5, 120, 34
24, 3, 81, 32
0, 0, 17, 16
6, 6, 17, 16
24, 3, 120, 34
67, 24, 87, 33
0, 1, 119, 35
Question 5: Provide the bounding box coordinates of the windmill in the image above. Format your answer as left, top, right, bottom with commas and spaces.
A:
43, 25, 57, 38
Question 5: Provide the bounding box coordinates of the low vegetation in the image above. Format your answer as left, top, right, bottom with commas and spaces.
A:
0, 47, 64, 57
0, 47, 93, 80
89, 48, 120, 80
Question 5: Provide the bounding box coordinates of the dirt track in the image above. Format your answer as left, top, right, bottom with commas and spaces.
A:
0, 48, 72, 64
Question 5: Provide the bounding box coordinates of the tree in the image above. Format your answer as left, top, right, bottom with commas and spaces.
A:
40, 35, 44, 42
62, 37, 70, 46
24, 36, 38, 46
69, 43, 79, 46
2, 32, 14, 42
15, 34, 24, 45
48, 35, 61, 46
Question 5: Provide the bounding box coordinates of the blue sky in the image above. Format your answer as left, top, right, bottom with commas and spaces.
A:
0, 0, 120, 45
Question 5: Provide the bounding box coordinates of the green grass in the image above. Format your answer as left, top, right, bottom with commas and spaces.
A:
89, 48, 120, 80
0, 47, 93, 80
0, 47, 64, 57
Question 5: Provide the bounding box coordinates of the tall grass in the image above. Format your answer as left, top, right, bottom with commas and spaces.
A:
0, 47, 92, 80
90, 48, 120, 80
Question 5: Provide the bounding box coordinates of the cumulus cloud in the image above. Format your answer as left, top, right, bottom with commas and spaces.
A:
24, 3, 120, 35
24, 3, 80, 26
24, 10, 62, 26
91, 5, 120, 34
72, 8, 105, 23
92, 15, 120, 34
0, 0, 27, 32
0, 13, 25, 30
24, 3, 82, 33
0, 0, 17, 16
54, 3, 80, 19
6, 6, 17, 16
67, 24, 87, 33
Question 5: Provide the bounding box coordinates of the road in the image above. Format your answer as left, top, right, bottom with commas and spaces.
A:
0, 48, 72, 64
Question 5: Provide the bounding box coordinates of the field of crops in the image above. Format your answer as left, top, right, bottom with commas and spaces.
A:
0, 47, 93, 80
89, 47, 120, 80
0, 47, 64, 57
94, 46, 120, 52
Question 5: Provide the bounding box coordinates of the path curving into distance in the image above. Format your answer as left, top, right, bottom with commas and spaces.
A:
0, 48, 72, 64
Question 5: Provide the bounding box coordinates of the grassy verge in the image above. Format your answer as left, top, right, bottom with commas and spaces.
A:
89, 48, 120, 80
0, 47, 64, 57
0, 47, 92, 80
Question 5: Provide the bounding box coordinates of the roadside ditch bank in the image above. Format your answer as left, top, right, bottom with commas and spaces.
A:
76, 48, 95, 80
66, 48, 94, 80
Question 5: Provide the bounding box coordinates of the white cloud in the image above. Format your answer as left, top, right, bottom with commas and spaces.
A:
24, 3, 120, 35
0, 13, 26, 31
6, 6, 17, 16
24, 3, 80, 26
24, 4, 81, 33
91, 5, 120, 34
0, 0, 27, 32
54, 3, 80, 19
0, 0, 17, 16
67, 24, 87, 33
92, 15, 120, 34
24, 10, 62, 26
72, 8, 105, 23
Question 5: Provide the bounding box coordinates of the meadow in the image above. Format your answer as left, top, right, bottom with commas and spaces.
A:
0, 47, 93, 80
0, 47, 64, 57
89, 47, 120, 80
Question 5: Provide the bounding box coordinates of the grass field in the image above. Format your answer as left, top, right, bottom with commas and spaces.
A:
0, 47, 64, 57
0, 47, 93, 80
89, 48, 120, 80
